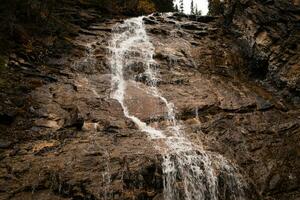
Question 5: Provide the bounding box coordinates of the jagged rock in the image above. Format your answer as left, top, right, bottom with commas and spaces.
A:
143, 18, 158, 25
82, 122, 101, 132
103, 120, 126, 133
34, 119, 62, 129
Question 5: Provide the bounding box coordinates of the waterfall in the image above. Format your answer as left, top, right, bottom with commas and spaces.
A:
109, 17, 165, 139
109, 16, 247, 200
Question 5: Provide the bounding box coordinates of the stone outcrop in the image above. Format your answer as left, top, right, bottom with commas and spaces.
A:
221, 0, 300, 106
0, 1, 299, 200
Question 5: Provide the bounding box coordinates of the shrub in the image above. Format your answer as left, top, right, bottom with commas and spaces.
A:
137, 0, 156, 14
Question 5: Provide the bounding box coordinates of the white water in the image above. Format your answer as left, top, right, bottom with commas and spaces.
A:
109, 17, 165, 139
109, 16, 246, 200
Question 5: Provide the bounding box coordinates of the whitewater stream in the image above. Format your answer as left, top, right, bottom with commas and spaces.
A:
109, 16, 247, 200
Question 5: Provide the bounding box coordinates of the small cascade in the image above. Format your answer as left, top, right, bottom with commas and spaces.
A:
72, 42, 97, 72
102, 150, 112, 200
72, 43, 101, 99
109, 15, 247, 200
109, 17, 165, 139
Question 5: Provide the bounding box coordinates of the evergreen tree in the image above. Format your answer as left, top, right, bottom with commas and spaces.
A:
194, 4, 202, 16
197, 9, 202, 16
179, 0, 184, 13
190, 0, 194, 14
208, 0, 223, 16
174, 4, 179, 12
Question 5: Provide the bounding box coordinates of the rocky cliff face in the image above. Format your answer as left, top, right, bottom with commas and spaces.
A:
0, 1, 299, 200
222, 0, 300, 106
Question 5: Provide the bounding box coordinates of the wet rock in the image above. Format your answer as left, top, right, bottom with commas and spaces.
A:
148, 27, 169, 35
125, 81, 166, 121
180, 23, 203, 30
87, 26, 112, 32
194, 30, 209, 37
103, 120, 126, 133
0, 113, 15, 125
63, 106, 84, 130
0, 139, 12, 149
256, 96, 273, 110
143, 18, 158, 25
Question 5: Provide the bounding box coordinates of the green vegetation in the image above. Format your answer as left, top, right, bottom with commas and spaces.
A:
191, 0, 202, 16
0, 55, 7, 70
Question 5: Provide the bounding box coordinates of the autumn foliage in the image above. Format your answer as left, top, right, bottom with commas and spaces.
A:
137, 0, 156, 14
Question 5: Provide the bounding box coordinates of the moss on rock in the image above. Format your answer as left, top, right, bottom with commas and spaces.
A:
0, 55, 7, 70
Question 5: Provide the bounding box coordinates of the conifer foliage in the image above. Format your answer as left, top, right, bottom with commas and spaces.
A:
208, 0, 223, 15
179, 0, 184, 13
191, 0, 194, 14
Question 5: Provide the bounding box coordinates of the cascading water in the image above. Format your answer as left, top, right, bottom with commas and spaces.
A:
109, 17, 165, 139
109, 15, 247, 200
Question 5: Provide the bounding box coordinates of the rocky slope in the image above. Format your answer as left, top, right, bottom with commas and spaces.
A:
0, 1, 299, 200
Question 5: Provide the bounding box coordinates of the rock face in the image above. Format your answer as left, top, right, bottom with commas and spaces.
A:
222, 0, 300, 106
0, 1, 299, 200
